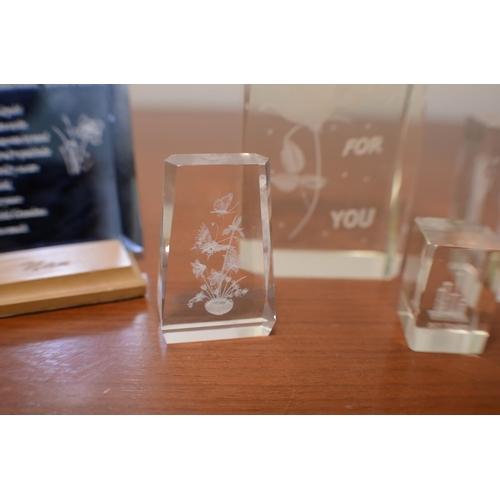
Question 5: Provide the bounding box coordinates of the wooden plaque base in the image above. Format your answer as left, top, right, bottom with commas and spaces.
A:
0, 239, 147, 318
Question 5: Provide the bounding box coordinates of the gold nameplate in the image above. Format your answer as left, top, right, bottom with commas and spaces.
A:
0, 239, 147, 318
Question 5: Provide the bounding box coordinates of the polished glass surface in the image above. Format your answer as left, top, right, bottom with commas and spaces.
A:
243, 84, 425, 278
0, 84, 142, 253
159, 153, 276, 344
398, 217, 500, 354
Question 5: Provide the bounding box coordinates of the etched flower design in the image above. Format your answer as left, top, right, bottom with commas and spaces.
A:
188, 291, 208, 309
208, 269, 226, 287
75, 114, 105, 146
260, 85, 378, 240
233, 287, 249, 297
188, 193, 248, 316
271, 136, 327, 194
191, 259, 206, 278
222, 247, 241, 273
52, 113, 105, 176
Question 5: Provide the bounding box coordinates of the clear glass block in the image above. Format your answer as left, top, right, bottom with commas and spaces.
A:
452, 115, 500, 234
398, 217, 500, 354
158, 153, 276, 344
243, 84, 426, 279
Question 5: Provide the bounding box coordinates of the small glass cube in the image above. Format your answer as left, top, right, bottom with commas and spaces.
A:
158, 153, 276, 344
398, 217, 500, 354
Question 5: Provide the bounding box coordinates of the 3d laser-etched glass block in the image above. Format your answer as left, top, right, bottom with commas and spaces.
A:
243, 84, 425, 279
158, 154, 276, 344
452, 115, 500, 234
398, 217, 500, 355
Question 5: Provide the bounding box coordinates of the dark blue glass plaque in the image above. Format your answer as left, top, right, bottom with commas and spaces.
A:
0, 84, 142, 253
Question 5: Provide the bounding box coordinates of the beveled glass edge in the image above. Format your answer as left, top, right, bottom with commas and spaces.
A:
414, 217, 500, 251
165, 153, 268, 167
158, 157, 178, 323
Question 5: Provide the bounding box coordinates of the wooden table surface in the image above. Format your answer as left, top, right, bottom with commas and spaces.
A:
1, 111, 499, 415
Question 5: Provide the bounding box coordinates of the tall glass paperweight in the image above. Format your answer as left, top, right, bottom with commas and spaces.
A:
158, 154, 276, 344
398, 218, 500, 355
243, 84, 425, 279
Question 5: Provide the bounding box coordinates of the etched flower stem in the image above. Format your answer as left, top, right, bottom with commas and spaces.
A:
285, 123, 310, 209
221, 277, 234, 298
61, 115, 75, 140
78, 138, 89, 166
201, 273, 216, 298
224, 229, 235, 261
284, 123, 302, 143
287, 129, 322, 240
299, 188, 310, 209
217, 227, 236, 296
52, 126, 78, 175
223, 276, 246, 297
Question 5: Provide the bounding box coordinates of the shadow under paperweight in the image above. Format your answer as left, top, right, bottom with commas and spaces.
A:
158, 153, 276, 344
398, 218, 500, 355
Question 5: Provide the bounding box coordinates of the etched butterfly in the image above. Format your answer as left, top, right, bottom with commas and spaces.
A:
211, 193, 237, 217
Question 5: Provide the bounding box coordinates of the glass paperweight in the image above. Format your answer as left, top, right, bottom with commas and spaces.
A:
158, 153, 276, 344
452, 115, 500, 234
243, 84, 426, 279
398, 217, 500, 355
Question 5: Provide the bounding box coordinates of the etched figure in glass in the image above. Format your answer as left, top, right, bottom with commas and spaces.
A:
243, 84, 426, 279
188, 194, 249, 315
398, 217, 500, 354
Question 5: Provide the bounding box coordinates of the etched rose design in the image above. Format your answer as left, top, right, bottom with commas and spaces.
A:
260, 85, 378, 240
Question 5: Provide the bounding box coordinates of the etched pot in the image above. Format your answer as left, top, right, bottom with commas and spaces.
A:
205, 298, 233, 315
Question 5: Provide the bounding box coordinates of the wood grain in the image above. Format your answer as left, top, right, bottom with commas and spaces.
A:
0, 240, 146, 318
1, 111, 499, 414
